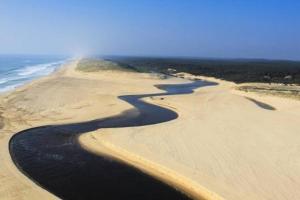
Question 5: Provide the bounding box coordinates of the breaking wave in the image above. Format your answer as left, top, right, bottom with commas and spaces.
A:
0, 59, 67, 93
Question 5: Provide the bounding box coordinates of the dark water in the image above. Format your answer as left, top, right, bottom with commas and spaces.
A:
9, 80, 216, 200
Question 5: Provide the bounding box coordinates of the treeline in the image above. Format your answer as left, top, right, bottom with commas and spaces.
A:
107, 57, 300, 85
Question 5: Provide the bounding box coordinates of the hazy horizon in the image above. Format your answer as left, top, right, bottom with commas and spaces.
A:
1, 0, 299, 60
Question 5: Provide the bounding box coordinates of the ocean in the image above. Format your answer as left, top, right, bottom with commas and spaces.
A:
0, 55, 68, 93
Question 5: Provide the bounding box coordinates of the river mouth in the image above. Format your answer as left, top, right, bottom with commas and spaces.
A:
9, 80, 216, 200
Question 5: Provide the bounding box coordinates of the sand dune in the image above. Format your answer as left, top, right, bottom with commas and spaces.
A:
80, 74, 300, 199
1, 60, 300, 199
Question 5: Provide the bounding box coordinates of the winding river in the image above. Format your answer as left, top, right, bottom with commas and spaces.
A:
9, 80, 216, 200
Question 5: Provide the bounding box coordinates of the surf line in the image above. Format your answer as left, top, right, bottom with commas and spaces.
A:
9, 80, 216, 200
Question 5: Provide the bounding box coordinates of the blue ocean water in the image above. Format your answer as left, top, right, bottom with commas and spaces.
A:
0, 55, 68, 93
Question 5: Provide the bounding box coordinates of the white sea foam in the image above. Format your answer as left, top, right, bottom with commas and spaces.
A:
0, 76, 20, 85
17, 61, 64, 76
0, 78, 8, 84
0, 59, 66, 93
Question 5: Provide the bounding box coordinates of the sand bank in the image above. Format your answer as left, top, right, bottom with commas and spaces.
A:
2, 59, 300, 199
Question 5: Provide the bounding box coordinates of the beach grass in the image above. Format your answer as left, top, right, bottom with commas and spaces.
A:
76, 58, 137, 72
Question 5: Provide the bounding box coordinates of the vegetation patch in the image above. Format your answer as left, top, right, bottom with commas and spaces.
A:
77, 58, 137, 72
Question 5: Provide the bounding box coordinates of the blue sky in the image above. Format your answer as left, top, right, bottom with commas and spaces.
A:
0, 0, 299, 60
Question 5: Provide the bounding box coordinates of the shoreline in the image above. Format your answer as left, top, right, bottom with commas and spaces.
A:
0, 60, 87, 200
0, 61, 77, 199
0, 58, 70, 96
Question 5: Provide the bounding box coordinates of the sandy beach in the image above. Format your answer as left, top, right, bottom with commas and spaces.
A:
1, 60, 300, 199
